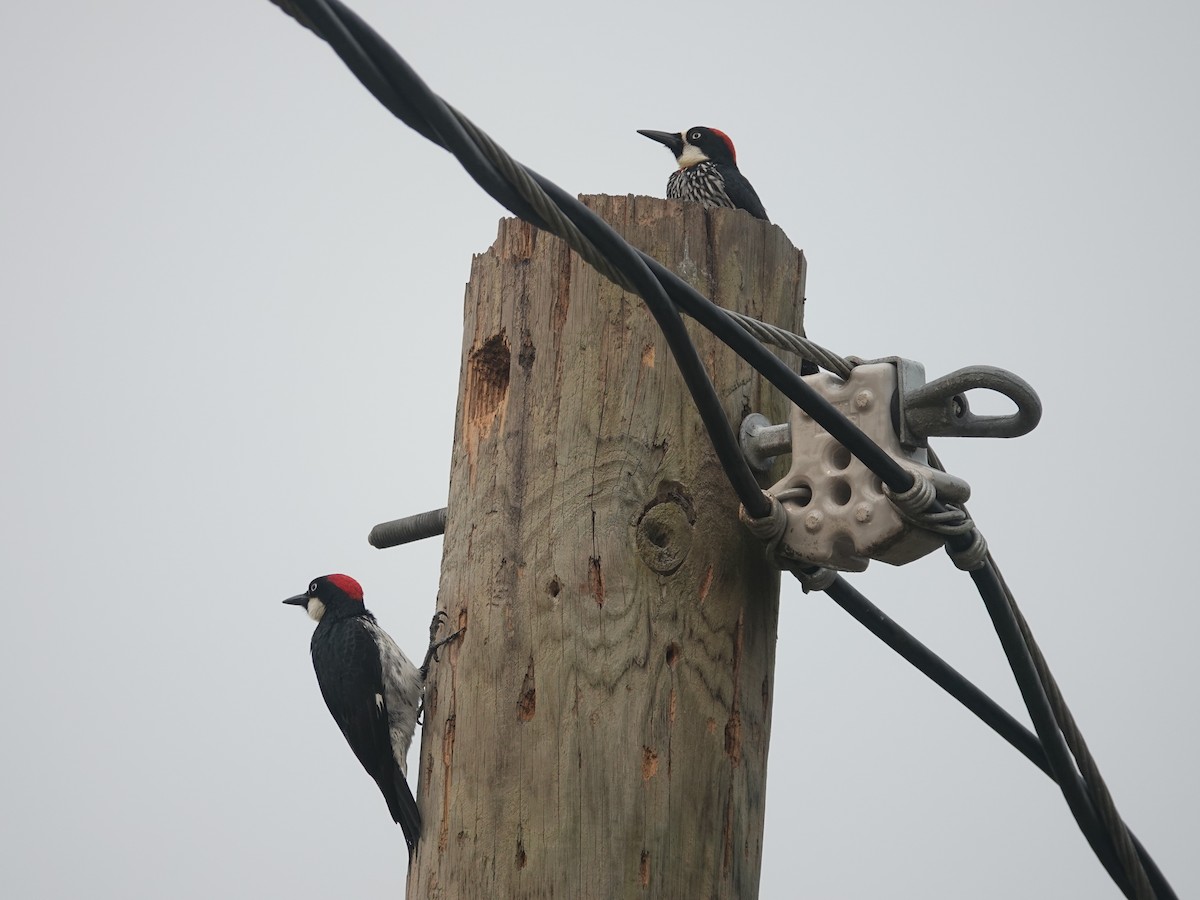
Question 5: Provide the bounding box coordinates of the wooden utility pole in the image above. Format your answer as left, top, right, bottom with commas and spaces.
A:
410, 195, 806, 899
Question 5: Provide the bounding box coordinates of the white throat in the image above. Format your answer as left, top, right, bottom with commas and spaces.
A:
676, 142, 709, 169
306, 597, 326, 622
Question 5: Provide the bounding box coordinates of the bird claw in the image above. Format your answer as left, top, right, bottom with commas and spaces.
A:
427, 610, 448, 644
419, 613, 464, 682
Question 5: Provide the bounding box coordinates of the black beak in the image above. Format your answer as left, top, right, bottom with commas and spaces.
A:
637, 129, 684, 156
283, 593, 310, 607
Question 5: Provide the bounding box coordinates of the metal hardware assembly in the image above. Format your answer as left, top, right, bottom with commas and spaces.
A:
741, 359, 1039, 571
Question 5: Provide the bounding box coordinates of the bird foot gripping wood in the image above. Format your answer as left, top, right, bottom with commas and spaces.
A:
420, 610, 465, 676
416, 611, 464, 723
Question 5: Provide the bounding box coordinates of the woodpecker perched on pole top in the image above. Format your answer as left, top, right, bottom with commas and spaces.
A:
638, 126, 769, 222
283, 574, 461, 861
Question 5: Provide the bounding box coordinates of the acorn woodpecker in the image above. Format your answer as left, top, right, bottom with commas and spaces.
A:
637, 126, 769, 222
283, 574, 461, 861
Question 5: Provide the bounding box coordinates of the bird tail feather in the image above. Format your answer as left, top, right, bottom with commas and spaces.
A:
379, 764, 421, 863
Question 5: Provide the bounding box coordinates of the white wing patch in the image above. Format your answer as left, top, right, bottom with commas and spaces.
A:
375, 693, 385, 712
361, 618, 423, 777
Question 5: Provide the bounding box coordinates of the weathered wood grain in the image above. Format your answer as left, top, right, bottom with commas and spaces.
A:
410, 195, 806, 899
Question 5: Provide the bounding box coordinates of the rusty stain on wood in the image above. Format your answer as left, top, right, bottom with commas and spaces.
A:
641, 746, 659, 780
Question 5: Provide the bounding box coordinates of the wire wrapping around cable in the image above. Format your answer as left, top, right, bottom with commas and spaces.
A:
283, 0, 771, 516
818, 572, 1175, 900
922, 443, 1162, 899
269, 0, 978, 557
267, 4, 1173, 895
970, 561, 1141, 896
728, 317, 1161, 895
274, 0, 935, 513
725, 310, 855, 377
992, 562, 1164, 899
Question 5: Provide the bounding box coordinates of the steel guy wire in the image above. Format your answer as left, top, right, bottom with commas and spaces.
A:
269, 0, 928, 512
267, 3, 1172, 894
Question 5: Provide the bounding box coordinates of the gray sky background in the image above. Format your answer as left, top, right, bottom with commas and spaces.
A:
2, 1, 1196, 897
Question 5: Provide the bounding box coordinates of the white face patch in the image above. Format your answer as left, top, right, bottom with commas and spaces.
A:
676, 140, 709, 169
305, 597, 326, 622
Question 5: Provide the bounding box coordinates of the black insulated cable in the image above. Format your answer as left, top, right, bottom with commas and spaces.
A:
294, 1, 548, 226
822, 573, 1046, 770
819, 573, 1176, 900
277, 0, 913, 510
284, 0, 771, 516
636, 260, 914, 489
971, 561, 1154, 898
267, 4, 1175, 895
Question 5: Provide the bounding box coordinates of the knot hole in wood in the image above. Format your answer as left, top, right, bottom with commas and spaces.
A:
635, 498, 694, 575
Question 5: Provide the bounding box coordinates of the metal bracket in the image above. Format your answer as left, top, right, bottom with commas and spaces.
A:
900, 364, 1042, 444
739, 357, 1040, 572
741, 358, 1042, 468
740, 413, 791, 475
762, 362, 967, 571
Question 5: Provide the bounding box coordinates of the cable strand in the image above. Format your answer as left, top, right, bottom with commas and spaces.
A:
266, 6, 1173, 895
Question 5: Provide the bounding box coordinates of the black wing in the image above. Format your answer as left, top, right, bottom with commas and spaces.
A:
311, 618, 422, 857
724, 168, 769, 221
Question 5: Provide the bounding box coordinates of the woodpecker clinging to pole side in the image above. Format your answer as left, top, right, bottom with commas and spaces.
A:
283, 574, 461, 861
638, 126, 770, 222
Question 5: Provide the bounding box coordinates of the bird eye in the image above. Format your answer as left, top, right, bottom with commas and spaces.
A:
690, 131, 702, 141
309, 582, 318, 593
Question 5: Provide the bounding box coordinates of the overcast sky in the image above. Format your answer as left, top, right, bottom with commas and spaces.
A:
2, 1, 1196, 897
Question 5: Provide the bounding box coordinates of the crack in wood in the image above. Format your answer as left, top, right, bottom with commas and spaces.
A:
517, 656, 536, 721
588, 555, 605, 607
